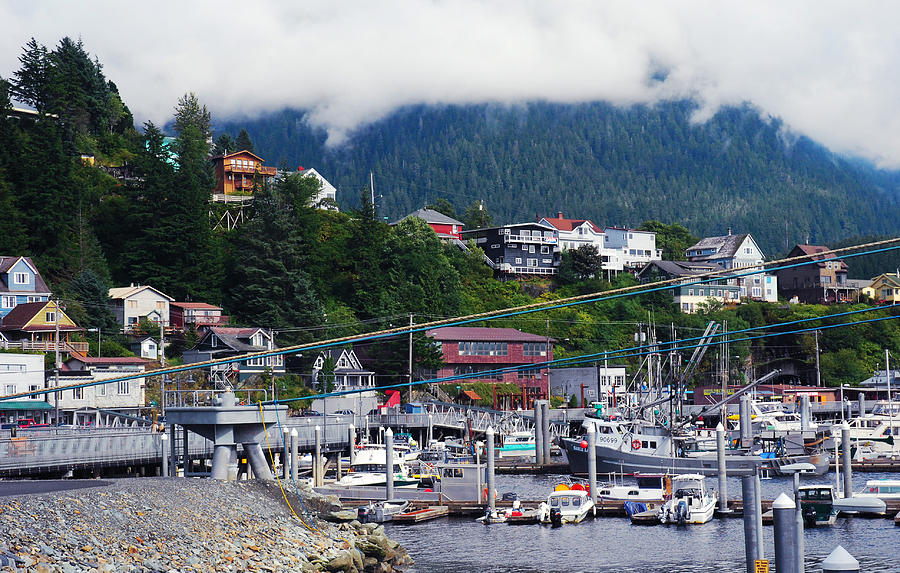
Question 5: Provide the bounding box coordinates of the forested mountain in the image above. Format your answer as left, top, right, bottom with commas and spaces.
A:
220, 102, 900, 258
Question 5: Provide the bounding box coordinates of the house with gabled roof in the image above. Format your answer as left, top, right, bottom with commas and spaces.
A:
774, 244, 855, 304
0, 300, 87, 354
603, 227, 662, 268
393, 207, 465, 241
460, 222, 560, 277
210, 150, 277, 196
310, 348, 378, 414
869, 272, 900, 304
183, 326, 284, 385
638, 260, 741, 314
538, 212, 623, 273
57, 355, 149, 424
169, 302, 228, 330
108, 285, 174, 332
0, 256, 52, 319
685, 232, 777, 302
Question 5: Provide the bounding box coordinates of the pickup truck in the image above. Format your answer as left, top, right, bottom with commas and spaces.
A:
1, 419, 50, 429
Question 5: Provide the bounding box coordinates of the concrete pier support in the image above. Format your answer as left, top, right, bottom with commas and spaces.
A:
243, 442, 273, 481
349, 424, 356, 465
773, 493, 798, 573
716, 423, 729, 512
161, 434, 169, 477
385, 427, 395, 501
534, 402, 544, 465
586, 425, 597, 506
540, 400, 551, 464
282, 428, 291, 479
742, 475, 761, 573
841, 422, 852, 498
290, 429, 298, 482
314, 425, 322, 487
800, 395, 811, 432
857, 394, 866, 418
486, 426, 496, 509
211, 444, 232, 480
740, 396, 753, 448
170, 424, 177, 477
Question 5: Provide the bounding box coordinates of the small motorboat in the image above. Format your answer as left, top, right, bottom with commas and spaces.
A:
537, 484, 595, 525
798, 485, 839, 526
357, 499, 410, 523
657, 474, 717, 525
476, 506, 510, 525
856, 478, 900, 500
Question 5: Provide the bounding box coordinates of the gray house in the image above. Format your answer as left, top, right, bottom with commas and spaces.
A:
460, 222, 560, 276
183, 327, 285, 386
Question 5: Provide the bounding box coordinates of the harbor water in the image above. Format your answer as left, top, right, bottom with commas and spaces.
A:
386, 472, 899, 572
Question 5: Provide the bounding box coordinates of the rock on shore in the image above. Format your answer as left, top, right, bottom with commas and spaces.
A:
0, 478, 412, 573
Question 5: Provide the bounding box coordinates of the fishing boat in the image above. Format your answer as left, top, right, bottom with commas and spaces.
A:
798, 485, 839, 526
561, 413, 830, 477
497, 431, 536, 459
596, 473, 669, 503
537, 484, 595, 525
334, 448, 419, 488
657, 474, 717, 525
356, 499, 410, 523
856, 478, 900, 500
842, 401, 900, 459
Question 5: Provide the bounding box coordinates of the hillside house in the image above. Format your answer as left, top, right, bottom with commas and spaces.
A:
538, 213, 623, 273
638, 260, 741, 314
183, 327, 284, 385
426, 326, 554, 408
392, 208, 465, 241
603, 227, 662, 268
211, 150, 277, 196
0, 300, 86, 354
685, 233, 765, 270
310, 348, 378, 414
56, 356, 149, 424
774, 245, 855, 304
0, 353, 50, 424
868, 272, 900, 304
109, 285, 173, 332
128, 336, 159, 360
0, 256, 51, 319
170, 302, 228, 330
460, 223, 560, 276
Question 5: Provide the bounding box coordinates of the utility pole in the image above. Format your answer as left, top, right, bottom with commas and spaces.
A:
159, 320, 166, 368
408, 314, 414, 404
54, 299, 61, 426
814, 330, 821, 387
887, 349, 894, 457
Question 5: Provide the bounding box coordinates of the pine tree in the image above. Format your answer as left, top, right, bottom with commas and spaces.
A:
235, 128, 254, 153
214, 133, 235, 155
11, 38, 51, 112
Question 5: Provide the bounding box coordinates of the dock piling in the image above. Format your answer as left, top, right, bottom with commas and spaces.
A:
800, 395, 811, 432
773, 493, 798, 573
290, 429, 298, 482
740, 396, 752, 448
486, 426, 495, 509
587, 425, 597, 506
534, 402, 544, 465
283, 427, 291, 480
314, 425, 322, 487
385, 427, 395, 501
841, 422, 852, 498
161, 433, 168, 477
540, 400, 551, 464
349, 424, 356, 465
742, 474, 761, 573
822, 546, 859, 573
716, 422, 728, 513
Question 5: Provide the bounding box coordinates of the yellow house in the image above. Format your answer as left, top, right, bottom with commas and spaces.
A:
0, 300, 86, 353
869, 272, 900, 303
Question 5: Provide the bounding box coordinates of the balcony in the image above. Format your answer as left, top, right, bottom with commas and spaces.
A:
223, 164, 277, 176
499, 265, 558, 275
0, 340, 89, 354
504, 234, 558, 245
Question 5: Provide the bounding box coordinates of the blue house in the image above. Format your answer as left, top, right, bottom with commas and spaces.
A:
0, 257, 52, 319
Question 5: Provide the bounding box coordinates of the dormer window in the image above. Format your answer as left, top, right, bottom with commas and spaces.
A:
251, 333, 264, 347
13, 272, 28, 285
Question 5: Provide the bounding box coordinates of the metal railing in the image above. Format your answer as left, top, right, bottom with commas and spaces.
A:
0, 340, 89, 353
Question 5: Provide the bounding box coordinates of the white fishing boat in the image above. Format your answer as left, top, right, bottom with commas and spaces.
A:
841, 401, 900, 458
334, 448, 419, 488
657, 474, 717, 525
856, 478, 900, 500
497, 431, 536, 459
596, 473, 669, 503
538, 484, 595, 525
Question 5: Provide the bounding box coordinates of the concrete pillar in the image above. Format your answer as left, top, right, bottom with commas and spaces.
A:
211, 444, 232, 480
755, 472, 765, 560
534, 402, 544, 465
841, 422, 852, 498
740, 395, 752, 448
169, 424, 177, 477
800, 395, 811, 432
716, 422, 729, 512
857, 394, 866, 417
427, 414, 433, 445
385, 427, 395, 501
182, 426, 189, 477
586, 425, 597, 506
228, 448, 238, 481
486, 426, 495, 509
742, 475, 761, 573
160, 434, 169, 477
336, 453, 343, 480
314, 425, 322, 487
541, 400, 551, 464
793, 472, 806, 573
290, 429, 298, 483
773, 493, 799, 573
349, 424, 356, 465
282, 428, 291, 480
243, 442, 273, 481
822, 546, 859, 573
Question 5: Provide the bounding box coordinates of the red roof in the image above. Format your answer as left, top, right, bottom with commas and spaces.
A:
793, 245, 848, 269
427, 327, 554, 343
71, 356, 149, 365
540, 213, 602, 234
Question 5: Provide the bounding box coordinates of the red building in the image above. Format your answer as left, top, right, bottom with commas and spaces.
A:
426, 326, 553, 408
169, 302, 228, 330
391, 208, 465, 241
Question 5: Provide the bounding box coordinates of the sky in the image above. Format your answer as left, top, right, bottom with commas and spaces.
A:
3, 1, 900, 167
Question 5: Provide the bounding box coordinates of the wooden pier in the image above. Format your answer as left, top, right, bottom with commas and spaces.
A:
392, 506, 449, 523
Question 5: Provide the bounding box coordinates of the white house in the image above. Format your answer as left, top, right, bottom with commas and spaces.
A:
538, 213, 624, 273
129, 336, 159, 360
294, 167, 337, 210
108, 285, 174, 332
0, 353, 50, 424
603, 227, 662, 268
57, 356, 149, 423
310, 348, 378, 414
685, 233, 777, 302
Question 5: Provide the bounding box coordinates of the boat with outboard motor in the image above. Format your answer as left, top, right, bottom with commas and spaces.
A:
537, 483, 595, 525
334, 447, 420, 488
657, 474, 717, 525
356, 499, 410, 523
561, 411, 830, 477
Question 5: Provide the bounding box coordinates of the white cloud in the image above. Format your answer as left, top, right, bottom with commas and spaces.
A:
2, 1, 900, 165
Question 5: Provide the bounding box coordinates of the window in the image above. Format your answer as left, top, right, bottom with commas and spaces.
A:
542, 258, 552, 264
524, 342, 547, 356
688, 289, 694, 296
27, 296, 41, 303
821, 275, 832, 284
458, 341, 508, 356
540, 245, 550, 254
156, 301, 166, 310
515, 258, 522, 264
490, 244, 500, 249
45, 311, 56, 323
97, 384, 107, 396
528, 245, 536, 254
73, 387, 83, 400
683, 303, 690, 311
117, 381, 129, 395
4, 384, 14, 394
251, 333, 265, 347
13, 272, 28, 285
127, 300, 138, 309
527, 258, 538, 267
1, 296, 14, 308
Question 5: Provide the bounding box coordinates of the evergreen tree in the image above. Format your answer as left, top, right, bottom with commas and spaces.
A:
173, 92, 212, 142
462, 200, 494, 229
11, 38, 51, 112
558, 245, 604, 284
426, 198, 457, 219
214, 133, 235, 155
235, 128, 254, 153
64, 269, 118, 330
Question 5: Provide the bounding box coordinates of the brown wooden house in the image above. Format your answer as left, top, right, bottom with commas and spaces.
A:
775, 244, 856, 303
210, 150, 276, 195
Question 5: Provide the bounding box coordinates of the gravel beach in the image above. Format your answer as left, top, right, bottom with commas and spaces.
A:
0, 477, 412, 573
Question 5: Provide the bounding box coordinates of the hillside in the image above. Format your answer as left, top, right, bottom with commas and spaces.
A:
219, 101, 900, 257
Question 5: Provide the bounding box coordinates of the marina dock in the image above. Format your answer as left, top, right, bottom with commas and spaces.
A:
392, 506, 449, 523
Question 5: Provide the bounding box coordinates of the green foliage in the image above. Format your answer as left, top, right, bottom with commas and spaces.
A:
214, 133, 235, 155
173, 92, 212, 142
461, 200, 494, 230
639, 220, 698, 261
235, 128, 254, 153
558, 245, 604, 284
